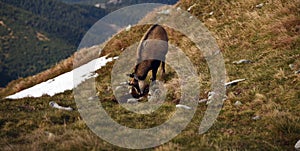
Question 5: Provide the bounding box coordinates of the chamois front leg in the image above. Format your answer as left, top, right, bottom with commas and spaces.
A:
151, 67, 158, 82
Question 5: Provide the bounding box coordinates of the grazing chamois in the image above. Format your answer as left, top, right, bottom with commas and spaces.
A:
127, 24, 168, 97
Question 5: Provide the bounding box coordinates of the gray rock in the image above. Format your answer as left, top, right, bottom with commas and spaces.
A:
127, 98, 138, 104
233, 59, 253, 64
234, 101, 242, 106
176, 104, 192, 110
252, 115, 260, 120
256, 3, 264, 8
206, 91, 216, 104
199, 99, 209, 103
119, 81, 129, 85
49, 101, 73, 111
157, 9, 170, 15
225, 79, 246, 87
45, 131, 55, 140
295, 140, 300, 150
125, 24, 131, 31
187, 4, 196, 12
289, 64, 295, 70
88, 96, 98, 101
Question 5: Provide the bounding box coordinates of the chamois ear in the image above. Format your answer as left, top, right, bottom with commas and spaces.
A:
126, 73, 134, 78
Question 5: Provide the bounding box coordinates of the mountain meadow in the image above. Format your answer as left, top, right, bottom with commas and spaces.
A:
0, 0, 300, 150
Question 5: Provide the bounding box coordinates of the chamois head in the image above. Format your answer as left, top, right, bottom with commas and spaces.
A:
127, 73, 148, 97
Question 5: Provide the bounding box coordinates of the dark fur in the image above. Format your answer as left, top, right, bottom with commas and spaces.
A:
128, 24, 168, 96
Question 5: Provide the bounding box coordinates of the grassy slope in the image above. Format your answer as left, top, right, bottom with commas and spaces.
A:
1, 0, 300, 150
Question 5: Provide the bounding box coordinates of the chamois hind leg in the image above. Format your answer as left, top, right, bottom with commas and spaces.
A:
161, 62, 166, 81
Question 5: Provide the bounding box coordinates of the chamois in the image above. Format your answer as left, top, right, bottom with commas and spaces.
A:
127, 24, 168, 97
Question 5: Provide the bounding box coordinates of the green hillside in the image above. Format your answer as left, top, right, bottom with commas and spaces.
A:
0, 0, 299, 150
0, 0, 107, 87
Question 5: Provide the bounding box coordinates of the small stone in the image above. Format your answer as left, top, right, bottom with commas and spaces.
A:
45, 131, 55, 140
256, 3, 264, 8
49, 101, 73, 111
176, 104, 192, 110
157, 9, 170, 15
234, 101, 242, 106
295, 140, 300, 150
119, 81, 128, 85
115, 86, 123, 91
289, 64, 294, 70
233, 59, 252, 64
252, 115, 260, 120
88, 96, 98, 101
225, 79, 246, 87
206, 92, 216, 104
187, 4, 196, 12
208, 91, 216, 100
199, 99, 208, 103
125, 24, 131, 31
127, 98, 138, 104
295, 70, 300, 74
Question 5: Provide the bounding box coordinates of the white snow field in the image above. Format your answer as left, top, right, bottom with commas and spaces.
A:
6, 56, 118, 99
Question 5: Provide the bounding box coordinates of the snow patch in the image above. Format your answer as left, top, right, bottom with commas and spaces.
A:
6, 56, 118, 99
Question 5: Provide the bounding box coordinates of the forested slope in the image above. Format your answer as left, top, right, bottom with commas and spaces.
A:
0, 0, 107, 87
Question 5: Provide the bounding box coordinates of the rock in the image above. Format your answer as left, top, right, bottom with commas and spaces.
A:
225, 79, 246, 87
88, 96, 98, 101
256, 3, 264, 8
49, 101, 73, 111
234, 101, 242, 106
125, 24, 131, 31
206, 91, 216, 104
115, 86, 124, 91
208, 11, 214, 16
295, 70, 300, 74
203, 91, 227, 105
208, 91, 216, 100
252, 115, 260, 120
199, 99, 209, 103
295, 140, 300, 150
45, 131, 55, 140
289, 64, 295, 70
187, 4, 196, 12
157, 9, 170, 15
233, 59, 253, 64
127, 98, 138, 104
119, 81, 129, 85
176, 104, 192, 110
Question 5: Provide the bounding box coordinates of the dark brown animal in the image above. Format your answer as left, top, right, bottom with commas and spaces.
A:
128, 24, 168, 97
